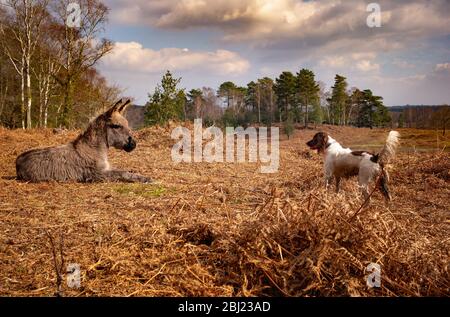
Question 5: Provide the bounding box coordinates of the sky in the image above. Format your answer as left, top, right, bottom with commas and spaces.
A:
97, 0, 450, 106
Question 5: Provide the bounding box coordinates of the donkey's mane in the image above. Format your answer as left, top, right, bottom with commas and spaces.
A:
73, 113, 108, 147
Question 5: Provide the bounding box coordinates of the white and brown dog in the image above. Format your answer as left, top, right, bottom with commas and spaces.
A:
306, 131, 400, 201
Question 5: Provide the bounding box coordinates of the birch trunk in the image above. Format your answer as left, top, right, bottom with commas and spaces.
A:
20, 59, 25, 129
257, 84, 261, 123
26, 55, 32, 129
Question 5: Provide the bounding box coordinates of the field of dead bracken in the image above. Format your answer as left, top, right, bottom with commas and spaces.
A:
0, 125, 449, 296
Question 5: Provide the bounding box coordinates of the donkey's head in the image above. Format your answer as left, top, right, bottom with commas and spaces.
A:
103, 99, 136, 152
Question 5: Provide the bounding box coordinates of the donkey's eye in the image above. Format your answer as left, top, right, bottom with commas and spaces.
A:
110, 124, 121, 129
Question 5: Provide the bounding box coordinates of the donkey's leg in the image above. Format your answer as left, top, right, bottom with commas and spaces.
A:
104, 170, 153, 183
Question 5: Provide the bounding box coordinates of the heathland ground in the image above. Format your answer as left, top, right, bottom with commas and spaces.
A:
0, 125, 448, 296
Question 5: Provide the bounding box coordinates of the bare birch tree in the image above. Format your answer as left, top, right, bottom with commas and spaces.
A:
50, 0, 113, 128
0, 0, 49, 129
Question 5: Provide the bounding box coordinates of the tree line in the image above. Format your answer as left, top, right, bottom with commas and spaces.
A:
393, 105, 450, 135
0, 0, 119, 129
3, 1, 440, 133
144, 70, 392, 132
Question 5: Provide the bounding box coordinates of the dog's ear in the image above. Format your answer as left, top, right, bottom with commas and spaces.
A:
318, 132, 328, 153
322, 133, 329, 147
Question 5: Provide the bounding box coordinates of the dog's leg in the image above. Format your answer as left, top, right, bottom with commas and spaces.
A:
324, 174, 333, 190
103, 170, 153, 183
335, 176, 341, 193
324, 163, 333, 190
358, 172, 371, 206
357, 185, 370, 209
360, 185, 369, 200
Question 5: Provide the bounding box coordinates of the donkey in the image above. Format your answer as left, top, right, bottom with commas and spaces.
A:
16, 99, 152, 183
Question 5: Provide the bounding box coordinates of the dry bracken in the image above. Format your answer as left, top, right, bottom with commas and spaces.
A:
0, 125, 449, 296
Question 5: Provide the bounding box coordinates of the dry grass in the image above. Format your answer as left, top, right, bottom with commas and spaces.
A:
0, 125, 448, 297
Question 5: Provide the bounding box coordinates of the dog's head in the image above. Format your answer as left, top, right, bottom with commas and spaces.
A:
306, 132, 329, 154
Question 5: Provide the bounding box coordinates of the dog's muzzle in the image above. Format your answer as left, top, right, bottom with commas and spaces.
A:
123, 137, 136, 152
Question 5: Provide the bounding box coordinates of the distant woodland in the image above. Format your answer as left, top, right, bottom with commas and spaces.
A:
0, 1, 448, 135
390, 105, 450, 134
0, 0, 119, 129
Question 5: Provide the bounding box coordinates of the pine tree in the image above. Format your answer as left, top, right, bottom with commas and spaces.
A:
347, 88, 364, 126
144, 70, 185, 126
244, 81, 260, 124
187, 88, 203, 119
328, 75, 348, 125
245, 81, 257, 109
374, 99, 391, 127
274, 71, 296, 122
283, 112, 294, 139
258, 77, 275, 125
310, 101, 323, 126
357, 90, 375, 128
218, 81, 237, 109
356, 89, 391, 128
296, 69, 320, 128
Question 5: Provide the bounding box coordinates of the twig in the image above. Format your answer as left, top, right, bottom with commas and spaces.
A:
262, 269, 290, 296
349, 174, 382, 222
45, 230, 65, 297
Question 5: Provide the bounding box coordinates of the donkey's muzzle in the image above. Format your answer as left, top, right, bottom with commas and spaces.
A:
124, 137, 136, 152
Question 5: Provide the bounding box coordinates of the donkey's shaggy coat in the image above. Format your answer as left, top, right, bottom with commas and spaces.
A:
16, 99, 152, 183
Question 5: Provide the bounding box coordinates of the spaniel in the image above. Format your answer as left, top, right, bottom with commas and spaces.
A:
306, 131, 400, 201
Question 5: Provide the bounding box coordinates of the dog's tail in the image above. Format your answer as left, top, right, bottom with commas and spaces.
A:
371, 131, 399, 201
378, 169, 391, 201
376, 131, 400, 167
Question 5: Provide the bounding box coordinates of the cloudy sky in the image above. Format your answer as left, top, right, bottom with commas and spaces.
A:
98, 0, 450, 106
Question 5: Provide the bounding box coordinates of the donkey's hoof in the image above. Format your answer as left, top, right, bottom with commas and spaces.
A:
142, 177, 153, 184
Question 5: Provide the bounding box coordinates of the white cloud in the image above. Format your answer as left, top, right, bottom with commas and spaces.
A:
319, 52, 380, 73
101, 1, 450, 106
357, 71, 449, 105
435, 63, 450, 72
392, 59, 415, 69
356, 60, 380, 72
351, 52, 377, 61
319, 56, 346, 68
101, 41, 250, 75
106, 0, 450, 52
372, 74, 427, 84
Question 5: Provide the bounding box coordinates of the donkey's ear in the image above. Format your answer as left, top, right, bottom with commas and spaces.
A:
118, 99, 131, 113
105, 99, 124, 116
